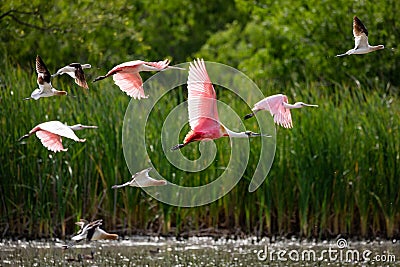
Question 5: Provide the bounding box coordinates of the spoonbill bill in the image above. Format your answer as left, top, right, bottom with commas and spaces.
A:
336, 16, 384, 57
93, 59, 184, 99
244, 94, 318, 128
171, 58, 267, 150
25, 55, 68, 100
52, 63, 91, 89
18, 120, 97, 152
112, 167, 167, 188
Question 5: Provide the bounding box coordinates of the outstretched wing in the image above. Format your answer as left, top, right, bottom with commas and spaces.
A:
253, 94, 293, 128
131, 167, 167, 187
73, 65, 89, 89
36, 55, 51, 84
113, 72, 146, 99
187, 58, 219, 131
353, 16, 369, 49
142, 59, 171, 71
35, 130, 67, 152
37, 121, 83, 142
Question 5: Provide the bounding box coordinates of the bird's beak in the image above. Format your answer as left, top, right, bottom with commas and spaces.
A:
82, 125, 98, 129
245, 131, 271, 137
303, 103, 319, 107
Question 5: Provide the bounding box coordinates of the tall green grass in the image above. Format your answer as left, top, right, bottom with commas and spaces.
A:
0, 60, 398, 239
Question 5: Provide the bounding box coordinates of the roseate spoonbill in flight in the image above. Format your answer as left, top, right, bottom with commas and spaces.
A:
52, 63, 91, 89
112, 167, 167, 188
171, 58, 267, 150
93, 59, 184, 99
18, 120, 97, 152
25, 55, 68, 100
244, 94, 318, 128
336, 16, 384, 57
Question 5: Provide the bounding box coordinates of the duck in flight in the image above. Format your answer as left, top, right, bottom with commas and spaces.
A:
63, 219, 118, 249
52, 63, 91, 89
336, 16, 384, 57
25, 56, 68, 100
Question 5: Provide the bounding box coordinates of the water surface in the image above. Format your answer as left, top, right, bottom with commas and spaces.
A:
0, 236, 398, 266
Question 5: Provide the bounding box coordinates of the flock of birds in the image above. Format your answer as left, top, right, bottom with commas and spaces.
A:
17, 16, 384, 259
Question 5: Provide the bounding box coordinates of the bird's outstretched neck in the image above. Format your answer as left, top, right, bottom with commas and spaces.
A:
93, 75, 108, 82
244, 112, 255, 120
171, 143, 185, 151
17, 133, 31, 142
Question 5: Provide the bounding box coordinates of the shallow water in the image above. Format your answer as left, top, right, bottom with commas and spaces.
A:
0, 236, 399, 266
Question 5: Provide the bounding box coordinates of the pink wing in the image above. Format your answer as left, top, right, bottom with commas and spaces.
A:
36, 121, 83, 141
187, 59, 220, 131
107, 60, 145, 75
254, 94, 293, 128
35, 130, 67, 152
112, 72, 146, 99
143, 59, 170, 71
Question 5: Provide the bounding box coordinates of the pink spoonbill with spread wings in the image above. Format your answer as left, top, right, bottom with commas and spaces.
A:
244, 94, 318, 128
93, 59, 184, 99
18, 120, 97, 152
336, 16, 384, 57
171, 58, 267, 150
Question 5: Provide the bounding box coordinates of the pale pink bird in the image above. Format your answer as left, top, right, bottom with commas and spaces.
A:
171, 58, 267, 150
93, 59, 184, 99
244, 94, 318, 128
336, 16, 384, 57
112, 167, 167, 188
18, 120, 97, 152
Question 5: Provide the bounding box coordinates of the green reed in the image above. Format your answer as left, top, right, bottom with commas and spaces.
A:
0, 61, 398, 239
